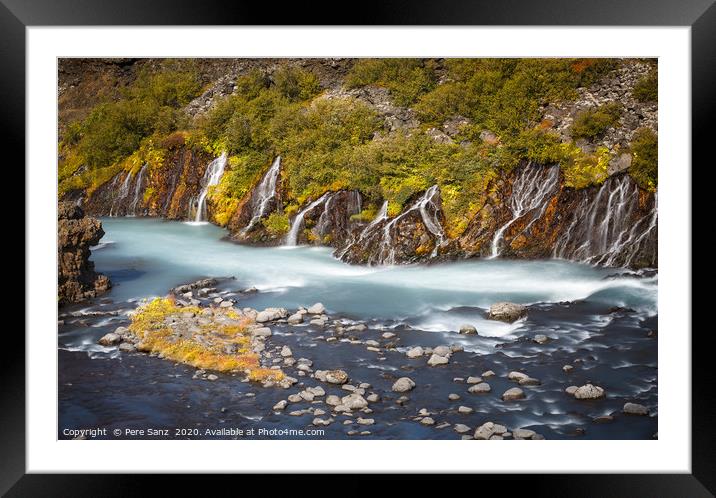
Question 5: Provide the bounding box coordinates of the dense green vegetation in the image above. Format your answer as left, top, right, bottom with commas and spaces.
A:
571, 102, 623, 140
346, 59, 438, 106
59, 58, 658, 235
632, 72, 657, 102
59, 61, 202, 195
629, 128, 658, 190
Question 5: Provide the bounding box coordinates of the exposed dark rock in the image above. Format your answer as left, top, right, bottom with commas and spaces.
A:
58, 202, 110, 305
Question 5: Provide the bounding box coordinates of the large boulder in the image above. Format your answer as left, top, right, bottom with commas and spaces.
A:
57, 202, 111, 305
488, 302, 527, 322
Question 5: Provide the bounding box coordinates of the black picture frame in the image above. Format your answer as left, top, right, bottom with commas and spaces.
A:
6, 0, 710, 493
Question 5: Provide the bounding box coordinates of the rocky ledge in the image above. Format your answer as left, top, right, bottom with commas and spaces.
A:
58, 202, 110, 305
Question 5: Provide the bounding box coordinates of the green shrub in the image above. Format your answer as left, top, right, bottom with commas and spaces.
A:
632, 72, 657, 102
571, 102, 623, 140
346, 59, 438, 106
62, 62, 201, 174
262, 212, 290, 235
629, 128, 658, 190
272, 66, 321, 102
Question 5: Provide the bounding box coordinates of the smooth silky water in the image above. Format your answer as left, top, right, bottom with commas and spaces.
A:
89, 217, 656, 336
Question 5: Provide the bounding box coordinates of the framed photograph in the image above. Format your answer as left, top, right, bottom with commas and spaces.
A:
9, 0, 710, 491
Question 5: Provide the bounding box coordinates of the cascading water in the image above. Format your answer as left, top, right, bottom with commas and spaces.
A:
110, 171, 133, 217
336, 200, 388, 260
553, 174, 657, 267
241, 156, 281, 234
192, 152, 228, 223
489, 164, 560, 258
285, 193, 330, 246
378, 185, 444, 264
129, 164, 148, 216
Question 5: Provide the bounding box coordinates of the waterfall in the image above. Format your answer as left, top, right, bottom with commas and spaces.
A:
378, 185, 444, 264
192, 152, 227, 223
110, 170, 133, 216
361, 201, 388, 240
285, 193, 330, 246
335, 199, 387, 260
314, 190, 361, 239
241, 156, 281, 234
489, 164, 560, 258
553, 174, 657, 267
129, 164, 148, 216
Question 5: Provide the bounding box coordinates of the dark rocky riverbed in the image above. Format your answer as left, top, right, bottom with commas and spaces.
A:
59, 283, 657, 440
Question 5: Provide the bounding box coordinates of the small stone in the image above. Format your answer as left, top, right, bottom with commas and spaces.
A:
406, 346, 425, 358
356, 417, 374, 425
623, 402, 649, 416
366, 393, 380, 403
252, 327, 272, 337
382, 332, 396, 339
502, 387, 525, 401
533, 334, 548, 344
392, 377, 416, 392
118, 342, 136, 353
466, 376, 483, 384
513, 428, 536, 440
573, 384, 605, 400
420, 417, 435, 426
316, 369, 349, 384
326, 395, 341, 406
433, 345, 451, 357
459, 324, 477, 335
565, 386, 578, 395
341, 393, 368, 410
563, 365, 574, 373
508, 371, 529, 382
468, 383, 491, 394
287, 394, 302, 403
518, 377, 541, 386
287, 313, 304, 325
98, 332, 121, 346
280, 346, 293, 358
427, 354, 449, 366
482, 370, 495, 378
206, 374, 218, 381
448, 393, 461, 401
273, 400, 287, 411
474, 422, 495, 440
312, 417, 331, 426
454, 424, 471, 434
458, 406, 473, 414
307, 303, 326, 314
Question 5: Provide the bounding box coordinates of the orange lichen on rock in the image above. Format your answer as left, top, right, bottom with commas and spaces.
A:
128, 297, 282, 380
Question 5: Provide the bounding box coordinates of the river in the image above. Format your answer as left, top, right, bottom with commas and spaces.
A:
58, 217, 658, 440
